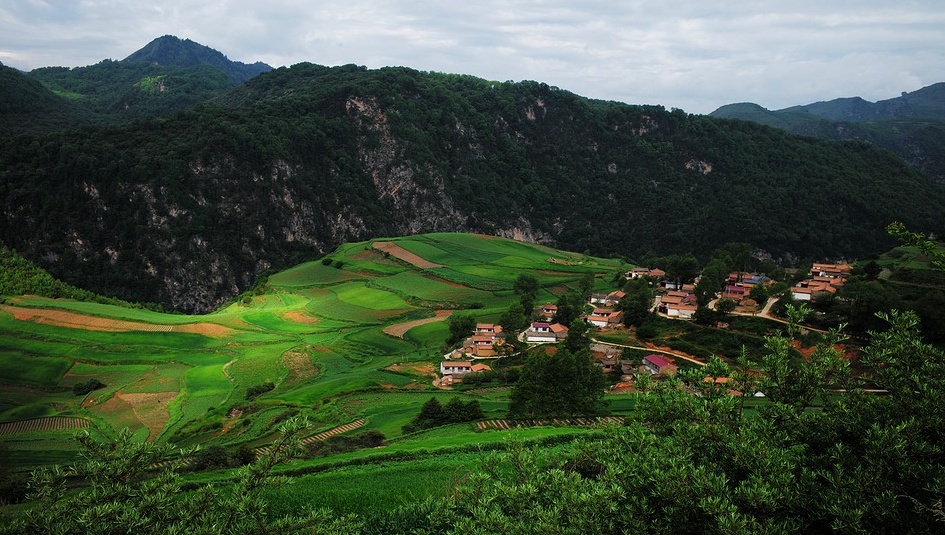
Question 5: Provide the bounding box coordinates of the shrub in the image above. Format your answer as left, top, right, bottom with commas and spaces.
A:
245, 381, 275, 400
72, 379, 105, 396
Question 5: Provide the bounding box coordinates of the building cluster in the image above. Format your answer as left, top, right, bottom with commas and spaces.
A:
438, 323, 502, 385
790, 263, 851, 301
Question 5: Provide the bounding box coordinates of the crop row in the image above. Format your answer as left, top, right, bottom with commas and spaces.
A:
0, 416, 90, 435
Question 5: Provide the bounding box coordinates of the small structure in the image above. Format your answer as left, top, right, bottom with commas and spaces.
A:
538, 303, 558, 320
525, 322, 557, 343
586, 308, 622, 328
440, 361, 473, 376
643, 354, 678, 376
549, 322, 569, 340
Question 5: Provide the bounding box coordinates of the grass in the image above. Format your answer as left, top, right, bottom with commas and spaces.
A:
0, 352, 72, 386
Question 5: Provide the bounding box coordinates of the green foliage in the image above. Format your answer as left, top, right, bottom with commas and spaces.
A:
508, 347, 605, 418
72, 379, 106, 397
3, 63, 944, 312
245, 381, 275, 400
513, 274, 540, 313
1, 417, 361, 534
618, 278, 653, 327
402, 397, 484, 433
446, 310, 945, 533
446, 313, 476, 346
307, 431, 386, 457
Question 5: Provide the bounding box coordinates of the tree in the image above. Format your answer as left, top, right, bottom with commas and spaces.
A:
715, 298, 737, 316
695, 259, 727, 306
2, 417, 361, 535
618, 277, 653, 327
499, 302, 527, 334
553, 291, 585, 326
748, 283, 770, 304
446, 313, 476, 346
508, 346, 605, 419
448, 310, 945, 533
563, 317, 590, 353
660, 253, 699, 289
513, 274, 540, 313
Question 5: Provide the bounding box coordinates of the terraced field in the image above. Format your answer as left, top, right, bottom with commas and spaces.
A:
0, 233, 629, 468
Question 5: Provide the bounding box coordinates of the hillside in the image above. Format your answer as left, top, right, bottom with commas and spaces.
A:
0, 232, 627, 464
710, 84, 945, 181
2, 47, 945, 311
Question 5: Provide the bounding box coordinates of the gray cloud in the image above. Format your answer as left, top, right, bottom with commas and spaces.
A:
1, 0, 942, 113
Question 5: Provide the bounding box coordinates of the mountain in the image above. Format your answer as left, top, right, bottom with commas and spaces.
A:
123, 35, 272, 84
779, 83, 945, 122
709, 84, 945, 182
0, 36, 270, 133
2, 61, 945, 312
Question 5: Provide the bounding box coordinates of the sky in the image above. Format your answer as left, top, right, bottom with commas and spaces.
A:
1, 1, 943, 114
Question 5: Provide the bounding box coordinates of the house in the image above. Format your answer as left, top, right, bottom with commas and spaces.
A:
538, 303, 558, 320
471, 363, 492, 373
589, 292, 610, 305
812, 263, 851, 279
627, 267, 666, 280
643, 354, 678, 375
525, 322, 557, 343
469, 335, 497, 356
665, 302, 697, 319
584, 308, 623, 327
721, 284, 748, 300
604, 290, 626, 306
550, 322, 569, 340
476, 323, 498, 334
440, 361, 473, 376
791, 286, 813, 301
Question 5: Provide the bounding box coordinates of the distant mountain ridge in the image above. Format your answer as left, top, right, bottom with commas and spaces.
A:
710, 84, 945, 182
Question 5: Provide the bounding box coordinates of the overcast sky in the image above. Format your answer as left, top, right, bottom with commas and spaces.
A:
2, 1, 942, 114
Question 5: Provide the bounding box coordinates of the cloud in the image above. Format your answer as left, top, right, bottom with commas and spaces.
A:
1, 0, 942, 113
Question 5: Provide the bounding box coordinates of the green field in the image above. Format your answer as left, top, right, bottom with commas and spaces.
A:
0, 233, 635, 478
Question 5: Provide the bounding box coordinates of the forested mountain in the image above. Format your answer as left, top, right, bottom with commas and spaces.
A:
1, 36, 269, 133
123, 35, 272, 84
710, 84, 945, 181
2, 45, 945, 312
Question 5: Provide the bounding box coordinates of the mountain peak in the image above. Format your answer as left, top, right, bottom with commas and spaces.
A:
123, 35, 272, 84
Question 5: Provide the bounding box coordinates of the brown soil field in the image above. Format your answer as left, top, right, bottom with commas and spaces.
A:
1, 304, 234, 338
282, 350, 318, 384
372, 241, 444, 269
283, 310, 319, 325
385, 362, 435, 376
117, 391, 176, 441
382, 310, 452, 338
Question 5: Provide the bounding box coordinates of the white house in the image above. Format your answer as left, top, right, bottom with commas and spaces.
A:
440, 361, 473, 376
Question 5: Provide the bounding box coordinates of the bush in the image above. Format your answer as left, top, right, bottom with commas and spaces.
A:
245, 381, 275, 400
307, 430, 386, 457
321, 257, 334, 266
72, 379, 105, 396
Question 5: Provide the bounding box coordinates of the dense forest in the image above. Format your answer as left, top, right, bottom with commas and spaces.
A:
2, 40, 945, 311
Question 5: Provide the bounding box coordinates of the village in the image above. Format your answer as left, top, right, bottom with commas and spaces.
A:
437, 262, 853, 391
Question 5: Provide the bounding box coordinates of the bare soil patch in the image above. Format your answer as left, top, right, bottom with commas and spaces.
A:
282, 350, 318, 384
1, 304, 233, 338
117, 391, 176, 441
283, 310, 319, 325
385, 362, 435, 376
383, 310, 452, 338
372, 241, 444, 269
